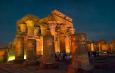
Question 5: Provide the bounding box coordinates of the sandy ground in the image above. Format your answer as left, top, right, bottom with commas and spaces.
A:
0, 63, 67, 73
0, 56, 115, 73
0, 63, 115, 73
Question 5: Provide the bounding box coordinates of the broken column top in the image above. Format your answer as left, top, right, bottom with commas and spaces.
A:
16, 14, 40, 25
51, 9, 72, 22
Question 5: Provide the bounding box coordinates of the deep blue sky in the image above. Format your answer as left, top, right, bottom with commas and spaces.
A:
0, 0, 115, 47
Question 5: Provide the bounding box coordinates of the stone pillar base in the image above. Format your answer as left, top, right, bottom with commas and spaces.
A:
77, 55, 93, 71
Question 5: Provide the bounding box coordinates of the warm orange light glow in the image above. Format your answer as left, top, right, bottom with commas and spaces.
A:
101, 44, 109, 51
19, 24, 26, 33
26, 20, 34, 27
0, 51, 6, 56
26, 20, 34, 35
15, 38, 24, 59
12, 10, 76, 64
91, 43, 94, 51
40, 26, 48, 36
55, 40, 60, 53
99, 43, 101, 52
36, 36, 43, 55
65, 36, 71, 54
48, 23, 56, 36
8, 54, 26, 61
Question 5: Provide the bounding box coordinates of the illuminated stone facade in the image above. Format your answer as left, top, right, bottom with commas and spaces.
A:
111, 40, 115, 53
87, 40, 112, 56
87, 41, 97, 52
14, 10, 76, 64
96, 40, 111, 53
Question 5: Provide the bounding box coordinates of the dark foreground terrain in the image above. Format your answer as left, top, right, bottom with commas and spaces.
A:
0, 56, 115, 73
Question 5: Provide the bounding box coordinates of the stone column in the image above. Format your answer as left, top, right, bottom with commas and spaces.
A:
42, 29, 55, 64
54, 32, 60, 53
65, 35, 71, 54
59, 34, 66, 53
71, 34, 77, 68
36, 36, 43, 56
15, 36, 24, 62
26, 20, 34, 36
48, 21, 59, 53
67, 34, 77, 73
48, 21, 56, 36
26, 38, 37, 64
40, 25, 47, 36
76, 33, 93, 71
91, 43, 95, 52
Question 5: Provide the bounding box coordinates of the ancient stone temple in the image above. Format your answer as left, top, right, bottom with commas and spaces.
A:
14, 10, 76, 64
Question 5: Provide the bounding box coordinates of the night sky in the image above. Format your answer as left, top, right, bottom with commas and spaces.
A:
0, 0, 115, 47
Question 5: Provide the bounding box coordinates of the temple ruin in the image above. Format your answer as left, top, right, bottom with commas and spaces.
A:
13, 10, 76, 64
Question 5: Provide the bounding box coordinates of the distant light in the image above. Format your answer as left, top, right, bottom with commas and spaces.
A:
24, 54, 26, 59
8, 55, 15, 61
103, 51, 107, 54
8, 54, 26, 61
